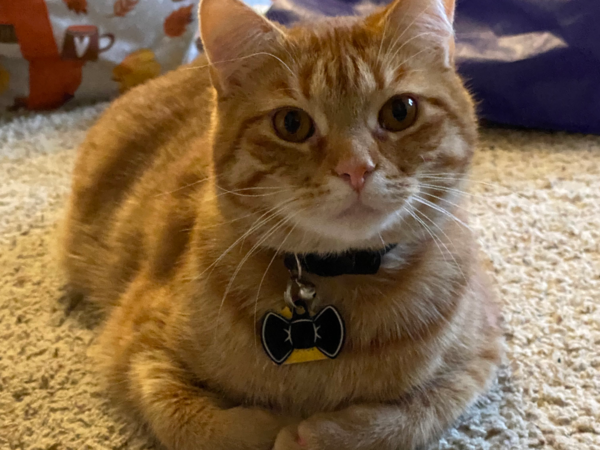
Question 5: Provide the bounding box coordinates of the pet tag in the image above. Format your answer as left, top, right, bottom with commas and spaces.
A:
262, 300, 345, 365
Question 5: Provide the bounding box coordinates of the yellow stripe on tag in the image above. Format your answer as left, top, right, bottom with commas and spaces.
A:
283, 348, 328, 364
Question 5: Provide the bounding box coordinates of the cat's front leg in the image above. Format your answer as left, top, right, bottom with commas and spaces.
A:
126, 350, 291, 450
273, 355, 499, 450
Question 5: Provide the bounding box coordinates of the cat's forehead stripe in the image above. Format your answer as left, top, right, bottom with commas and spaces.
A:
284, 22, 415, 104
294, 54, 383, 101
270, 79, 299, 101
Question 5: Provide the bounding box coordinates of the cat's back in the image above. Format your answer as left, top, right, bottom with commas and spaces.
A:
62, 56, 214, 302
71, 57, 213, 213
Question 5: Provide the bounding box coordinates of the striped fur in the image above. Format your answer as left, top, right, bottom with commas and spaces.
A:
60, 0, 502, 449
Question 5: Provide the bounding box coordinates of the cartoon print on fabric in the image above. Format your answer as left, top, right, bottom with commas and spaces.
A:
0, 0, 199, 110
164, 5, 194, 38
0, 0, 84, 110
61, 26, 115, 61
113, 0, 140, 18
113, 49, 162, 93
63, 0, 88, 14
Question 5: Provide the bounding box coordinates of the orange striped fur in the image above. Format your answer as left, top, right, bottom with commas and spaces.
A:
61, 0, 502, 449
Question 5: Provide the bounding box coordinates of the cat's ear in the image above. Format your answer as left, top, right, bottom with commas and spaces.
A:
376, 0, 456, 67
199, 0, 283, 93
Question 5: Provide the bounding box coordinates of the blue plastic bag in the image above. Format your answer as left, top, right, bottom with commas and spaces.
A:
266, 0, 600, 134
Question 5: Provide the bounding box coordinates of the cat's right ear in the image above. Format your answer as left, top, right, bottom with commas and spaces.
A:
199, 0, 283, 94
373, 0, 456, 67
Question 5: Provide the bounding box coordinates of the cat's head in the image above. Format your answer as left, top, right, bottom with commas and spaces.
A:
200, 0, 477, 253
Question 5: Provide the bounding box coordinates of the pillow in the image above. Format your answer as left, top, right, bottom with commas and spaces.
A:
0, 0, 200, 111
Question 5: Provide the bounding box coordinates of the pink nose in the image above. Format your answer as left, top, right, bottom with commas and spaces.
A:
334, 160, 375, 192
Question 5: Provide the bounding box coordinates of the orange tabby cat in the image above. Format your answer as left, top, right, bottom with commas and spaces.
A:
61, 0, 503, 448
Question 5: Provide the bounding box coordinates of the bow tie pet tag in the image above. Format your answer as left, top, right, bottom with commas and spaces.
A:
261, 257, 345, 365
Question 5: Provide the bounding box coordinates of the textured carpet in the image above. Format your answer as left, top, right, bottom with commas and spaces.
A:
0, 105, 599, 450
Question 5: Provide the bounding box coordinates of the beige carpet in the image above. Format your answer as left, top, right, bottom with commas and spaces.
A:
0, 104, 599, 450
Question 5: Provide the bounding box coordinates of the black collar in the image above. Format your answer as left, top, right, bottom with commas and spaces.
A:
284, 244, 397, 277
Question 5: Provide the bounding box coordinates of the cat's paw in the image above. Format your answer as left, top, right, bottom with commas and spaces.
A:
225, 407, 294, 449
273, 425, 306, 450
273, 415, 349, 450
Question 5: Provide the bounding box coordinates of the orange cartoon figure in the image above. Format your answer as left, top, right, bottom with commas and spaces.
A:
112, 49, 161, 93
0, 0, 85, 109
0, 63, 9, 95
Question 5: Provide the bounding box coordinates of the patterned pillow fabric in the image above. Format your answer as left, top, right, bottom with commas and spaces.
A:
0, 0, 201, 111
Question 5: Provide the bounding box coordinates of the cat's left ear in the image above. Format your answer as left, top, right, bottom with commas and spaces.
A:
374, 0, 456, 67
199, 0, 283, 94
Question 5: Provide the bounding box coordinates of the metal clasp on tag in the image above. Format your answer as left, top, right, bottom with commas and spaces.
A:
284, 254, 316, 312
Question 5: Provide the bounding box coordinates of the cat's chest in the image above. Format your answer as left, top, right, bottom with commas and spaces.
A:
193, 305, 435, 415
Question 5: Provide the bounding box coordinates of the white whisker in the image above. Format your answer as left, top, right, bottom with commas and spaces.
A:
392, 47, 435, 73
183, 52, 295, 78
252, 215, 303, 352
154, 175, 216, 197
216, 208, 304, 344
418, 183, 489, 201
387, 31, 439, 67
418, 190, 470, 214
412, 207, 468, 284
383, 3, 433, 62
214, 185, 292, 198
194, 198, 295, 280
412, 196, 472, 232
407, 207, 448, 263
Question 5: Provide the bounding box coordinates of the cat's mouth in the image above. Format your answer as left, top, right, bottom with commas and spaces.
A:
336, 201, 379, 220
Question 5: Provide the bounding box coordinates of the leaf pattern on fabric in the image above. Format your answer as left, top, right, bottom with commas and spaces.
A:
114, 0, 140, 17
113, 49, 161, 94
62, 0, 88, 14
164, 5, 194, 38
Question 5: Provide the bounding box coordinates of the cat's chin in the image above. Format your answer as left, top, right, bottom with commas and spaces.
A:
291, 206, 404, 252
335, 202, 380, 220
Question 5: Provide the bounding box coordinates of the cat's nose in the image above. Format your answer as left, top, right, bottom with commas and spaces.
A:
334, 159, 375, 192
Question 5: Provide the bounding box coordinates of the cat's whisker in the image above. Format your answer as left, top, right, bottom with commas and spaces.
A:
179, 212, 256, 233
182, 205, 288, 233
377, 5, 393, 61
193, 199, 295, 281
420, 173, 511, 188
392, 46, 435, 73
417, 183, 489, 201
412, 208, 468, 284
279, 43, 301, 73
252, 215, 304, 352
418, 190, 471, 214
383, 2, 434, 62
185, 52, 296, 78
162, 182, 295, 208
230, 199, 296, 251
220, 186, 298, 191
386, 31, 439, 68
404, 209, 468, 328
214, 185, 293, 198
216, 208, 304, 343
154, 175, 218, 197
239, 198, 302, 249
377, 232, 387, 248
420, 175, 529, 198
412, 196, 473, 232
406, 207, 449, 264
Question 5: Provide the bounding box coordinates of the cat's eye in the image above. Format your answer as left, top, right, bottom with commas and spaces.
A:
378, 95, 418, 132
272, 108, 315, 143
